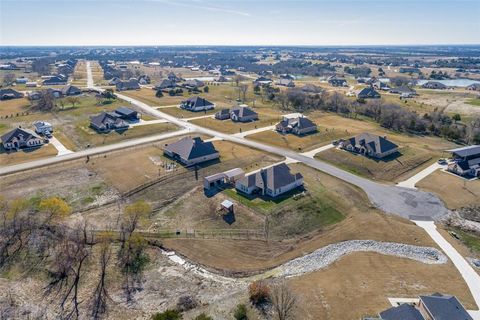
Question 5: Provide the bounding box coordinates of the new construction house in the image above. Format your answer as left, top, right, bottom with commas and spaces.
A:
447, 145, 480, 177
179, 96, 215, 112
164, 136, 219, 166
338, 132, 399, 159
276, 116, 317, 135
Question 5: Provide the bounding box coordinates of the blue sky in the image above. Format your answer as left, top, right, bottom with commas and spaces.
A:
0, 0, 479, 45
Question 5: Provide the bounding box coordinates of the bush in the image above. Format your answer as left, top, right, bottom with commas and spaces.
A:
248, 280, 270, 306
203, 86, 209, 93
156, 90, 164, 98
151, 309, 182, 320
194, 313, 213, 320
233, 304, 248, 320
176, 295, 198, 312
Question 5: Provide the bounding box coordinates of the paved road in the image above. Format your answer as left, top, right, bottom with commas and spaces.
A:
0, 129, 189, 175
413, 220, 480, 315
397, 162, 445, 189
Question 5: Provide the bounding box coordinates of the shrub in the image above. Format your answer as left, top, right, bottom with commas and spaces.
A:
176, 295, 198, 312
156, 90, 164, 98
194, 313, 213, 320
151, 309, 182, 320
203, 86, 209, 93
233, 304, 248, 320
248, 280, 270, 305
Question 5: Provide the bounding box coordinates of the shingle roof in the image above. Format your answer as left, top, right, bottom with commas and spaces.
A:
347, 132, 398, 154
90, 112, 128, 128
448, 145, 480, 158
164, 137, 218, 161
262, 163, 303, 190
420, 294, 472, 320
115, 107, 137, 117
181, 96, 214, 109
278, 117, 317, 130
379, 304, 424, 320
358, 87, 380, 98
1, 127, 41, 144
231, 106, 257, 118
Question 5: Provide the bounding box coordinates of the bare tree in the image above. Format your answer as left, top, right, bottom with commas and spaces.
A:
271, 281, 297, 320
90, 239, 112, 319
66, 96, 80, 109
239, 84, 249, 102
3, 73, 15, 85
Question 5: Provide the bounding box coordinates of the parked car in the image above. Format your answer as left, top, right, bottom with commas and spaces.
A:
437, 158, 447, 165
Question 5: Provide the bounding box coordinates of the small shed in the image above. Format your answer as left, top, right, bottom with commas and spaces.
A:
221, 199, 234, 213
203, 173, 226, 190
223, 168, 245, 183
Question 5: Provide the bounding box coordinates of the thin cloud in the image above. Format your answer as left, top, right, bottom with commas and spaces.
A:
147, 0, 252, 17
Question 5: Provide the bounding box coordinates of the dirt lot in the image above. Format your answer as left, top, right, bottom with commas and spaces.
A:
416, 170, 480, 209
288, 252, 476, 319
414, 89, 480, 116
160, 106, 218, 118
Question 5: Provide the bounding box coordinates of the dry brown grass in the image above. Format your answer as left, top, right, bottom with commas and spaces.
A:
416, 170, 480, 209
119, 88, 185, 106
190, 116, 279, 134
160, 106, 217, 118
0, 144, 58, 166
0, 98, 32, 117
288, 252, 477, 319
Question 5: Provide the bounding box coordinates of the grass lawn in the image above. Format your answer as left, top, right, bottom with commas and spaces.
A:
160, 106, 217, 118
119, 88, 185, 106
73, 122, 178, 148
448, 227, 480, 256
316, 146, 434, 183
248, 128, 345, 152
0, 144, 58, 166
416, 170, 480, 209
0, 98, 32, 117
190, 115, 279, 134
466, 98, 480, 106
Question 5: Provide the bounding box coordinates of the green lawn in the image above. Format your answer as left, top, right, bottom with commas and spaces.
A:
450, 227, 480, 255
466, 98, 480, 107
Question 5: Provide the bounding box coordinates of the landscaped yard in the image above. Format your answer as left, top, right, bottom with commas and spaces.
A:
416, 170, 480, 209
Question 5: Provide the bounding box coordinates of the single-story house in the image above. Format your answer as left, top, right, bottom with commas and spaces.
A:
418, 293, 472, 320
215, 76, 229, 82
138, 75, 151, 85
167, 72, 181, 82
466, 83, 480, 91
339, 132, 399, 159
183, 79, 205, 88
47, 88, 62, 98
1, 127, 45, 150
154, 79, 176, 90
276, 116, 317, 135
215, 108, 231, 120
42, 75, 67, 85
389, 86, 417, 96
114, 107, 139, 121
61, 85, 82, 96
447, 145, 480, 177
90, 112, 130, 133
108, 77, 121, 86
16, 78, 28, 84
116, 78, 140, 91
357, 87, 381, 99
0, 88, 23, 100
421, 81, 447, 89
328, 77, 348, 87
235, 163, 304, 198
253, 76, 272, 85
164, 136, 219, 166
379, 303, 424, 320
276, 78, 295, 87
180, 96, 215, 112
230, 105, 258, 122
33, 121, 53, 135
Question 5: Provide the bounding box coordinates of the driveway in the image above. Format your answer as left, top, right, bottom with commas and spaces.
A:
49, 136, 73, 156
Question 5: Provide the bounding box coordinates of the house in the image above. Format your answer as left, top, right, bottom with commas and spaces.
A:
447, 145, 480, 177
114, 107, 139, 121
215, 108, 231, 120
1, 127, 45, 150
339, 132, 399, 159
26, 82, 38, 88
276, 78, 295, 87
389, 86, 417, 96
179, 96, 215, 112
466, 83, 480, 91
163, 136, 219, 166
379, 304, 424, 320
183, 79, 205, 88
61, 85, 81, 96
33, 121, 53, 135
116, 78, 140, 91
167, 72, 181, 82
0, 62, 20, 70
276, 116, 317, 135
108, 77, 121, 86
422, 81, 447, 89
373, 81, 390, 91
138, 75, 151, 85
230, 105, 258, 122
328, 77, 348, 87
90, 112, 130, 133
42, 75, 67, 85
280, 74, 295, 80
47, 88, 62, 98
16, 78, 28, 84
235, 163, 304, 198
154, 79, 176, 90
357, 87, 381, 99
418, 293, 472, 320
399, 67, 421, 74
0, 88, 23, 100
253, 76, 272, 85
215, 75, 229, 82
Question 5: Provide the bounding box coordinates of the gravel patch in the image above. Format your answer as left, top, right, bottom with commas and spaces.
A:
276, 240, 447, 278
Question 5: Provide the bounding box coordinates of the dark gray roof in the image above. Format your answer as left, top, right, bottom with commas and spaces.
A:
164, 137, 218, 161
420, 294, 472, 320
0, 88, 23, 99
278, 117, 317, 130
390, 86, 416, 94
181, 96, 214, 109
448, 145, 480, 158
262, 163, 303, 190
90, 112, 128, 129
115, 107, 137, 117
61, 85, 81, 95
358, 87, 381, 98
1, 127, 40, 144
231, 106, 258, 118
347, 132, 398, 154
216, 108, 230, 115
379, 304, 424, 320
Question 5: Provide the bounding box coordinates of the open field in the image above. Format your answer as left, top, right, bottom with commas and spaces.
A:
0, 98, 31, 117
190, 114, 280, 134
416, 170, 480, 209
413, 89, 480, 116
71, 60, 87, 86
160, 105, 217, 118
288, 251, 477, 319
119, 87, 185, 106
